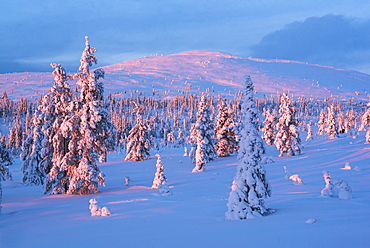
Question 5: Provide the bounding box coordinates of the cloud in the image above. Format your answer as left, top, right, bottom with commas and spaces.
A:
250, 15, 370, 72
2, 2, 370, 73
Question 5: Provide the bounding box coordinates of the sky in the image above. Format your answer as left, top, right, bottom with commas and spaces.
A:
1, 0, 370, 74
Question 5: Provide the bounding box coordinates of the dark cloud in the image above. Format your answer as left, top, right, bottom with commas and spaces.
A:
250, 15, 370, 71
2, 1, 370, 74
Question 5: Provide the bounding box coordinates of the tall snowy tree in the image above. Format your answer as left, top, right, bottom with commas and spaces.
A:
125, 113, 151, 162
317, 109, 326, 136
190, 93, 218, 173
43, 63, 74, 194
326, 103, 339, 139
65, 36, 113, 195
215, 96, 238, 157
345, 109, 356, 134
7, 115, 25, 155
305, 121, 313, 141
45, 37, 113, 195
21, 63, 71, 188
0, 136, 13, 215
261, 108, 277, 145
359, 103, 370, 143
274, 93, 301, 157
225, 76, 271, 220
20, 112, 45, 186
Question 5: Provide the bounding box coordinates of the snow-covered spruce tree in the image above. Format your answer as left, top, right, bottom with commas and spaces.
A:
74, 36, 115, 163
225, 76, 272, 220
317, 109, 326, 136
215, 96, 238, 157
151, 154, 167, 189
190, 93, 218, 173
320, 171, 334, 197
359, 103, 370, 143
305, 121, 313, 141
345, 109, 356, 134
261, 108, 277, 145
337, 109, 345, 134
20, 112, 45, 186
125, 113, 151, 161
274, 93, 301, 157
45, 37, 113, 195
43, 63, 74, 194
21, 63, 71, 187
65, 36, 114, 195
188, 123, 197, 162
326, 103, 339, 139
0, 136, 13, 215
7, 115, 25, 155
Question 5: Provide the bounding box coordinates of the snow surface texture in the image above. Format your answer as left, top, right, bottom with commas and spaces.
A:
1, 50, 370, 100
2, 134, 370, 247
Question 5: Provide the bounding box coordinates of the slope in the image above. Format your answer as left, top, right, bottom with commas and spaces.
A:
1, 50, 369, 100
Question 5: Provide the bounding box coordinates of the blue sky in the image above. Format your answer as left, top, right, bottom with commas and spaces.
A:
1, 1, 370, 73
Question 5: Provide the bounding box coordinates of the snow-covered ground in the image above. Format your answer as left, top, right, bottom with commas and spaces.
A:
2, 132, 370, 247
1, 50, 369, 100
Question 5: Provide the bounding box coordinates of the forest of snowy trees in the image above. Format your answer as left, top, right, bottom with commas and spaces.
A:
1, 37, 370, 219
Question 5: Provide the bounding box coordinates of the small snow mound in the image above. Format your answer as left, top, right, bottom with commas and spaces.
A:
289, 174, 303, 185
158, 184, 172, 196
89, 199, 111, 216
101, 207, 111, 216
305, 218, 317, 224
333, 180, 353, 199
340, 162, 352, 170
353, 166, 361, 171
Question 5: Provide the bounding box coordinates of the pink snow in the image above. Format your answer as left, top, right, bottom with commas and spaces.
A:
1, 50, 369, 100
2, 133, 370, 247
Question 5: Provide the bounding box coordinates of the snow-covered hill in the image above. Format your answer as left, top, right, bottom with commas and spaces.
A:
1, 50, 370, 100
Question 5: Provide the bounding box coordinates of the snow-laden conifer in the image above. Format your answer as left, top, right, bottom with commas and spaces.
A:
321, 171, 334, 197
7, 115, 24, 155
225, 76, 271, 220
64, 37, 112, 195
20, 112, 44, 185
345, 109, 356, 134
261, 108, 277, 145
215, 96, 238, 157
317, 110, 326, 136
22, 63, 72, 188
334, 180, 353, 199
326, 103, 339, 139
190, 93, 218, 172
0, 136, 13, 215
45, 37, 113, 195
359, 103, 370, 143
41, 63, 73, 193
306, 121, 313, 141
74, 36, 115, 163
125, 113, 151, 161
274, 93, 301, 157
151, 154, 167, 189
337, 109, 345, 134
